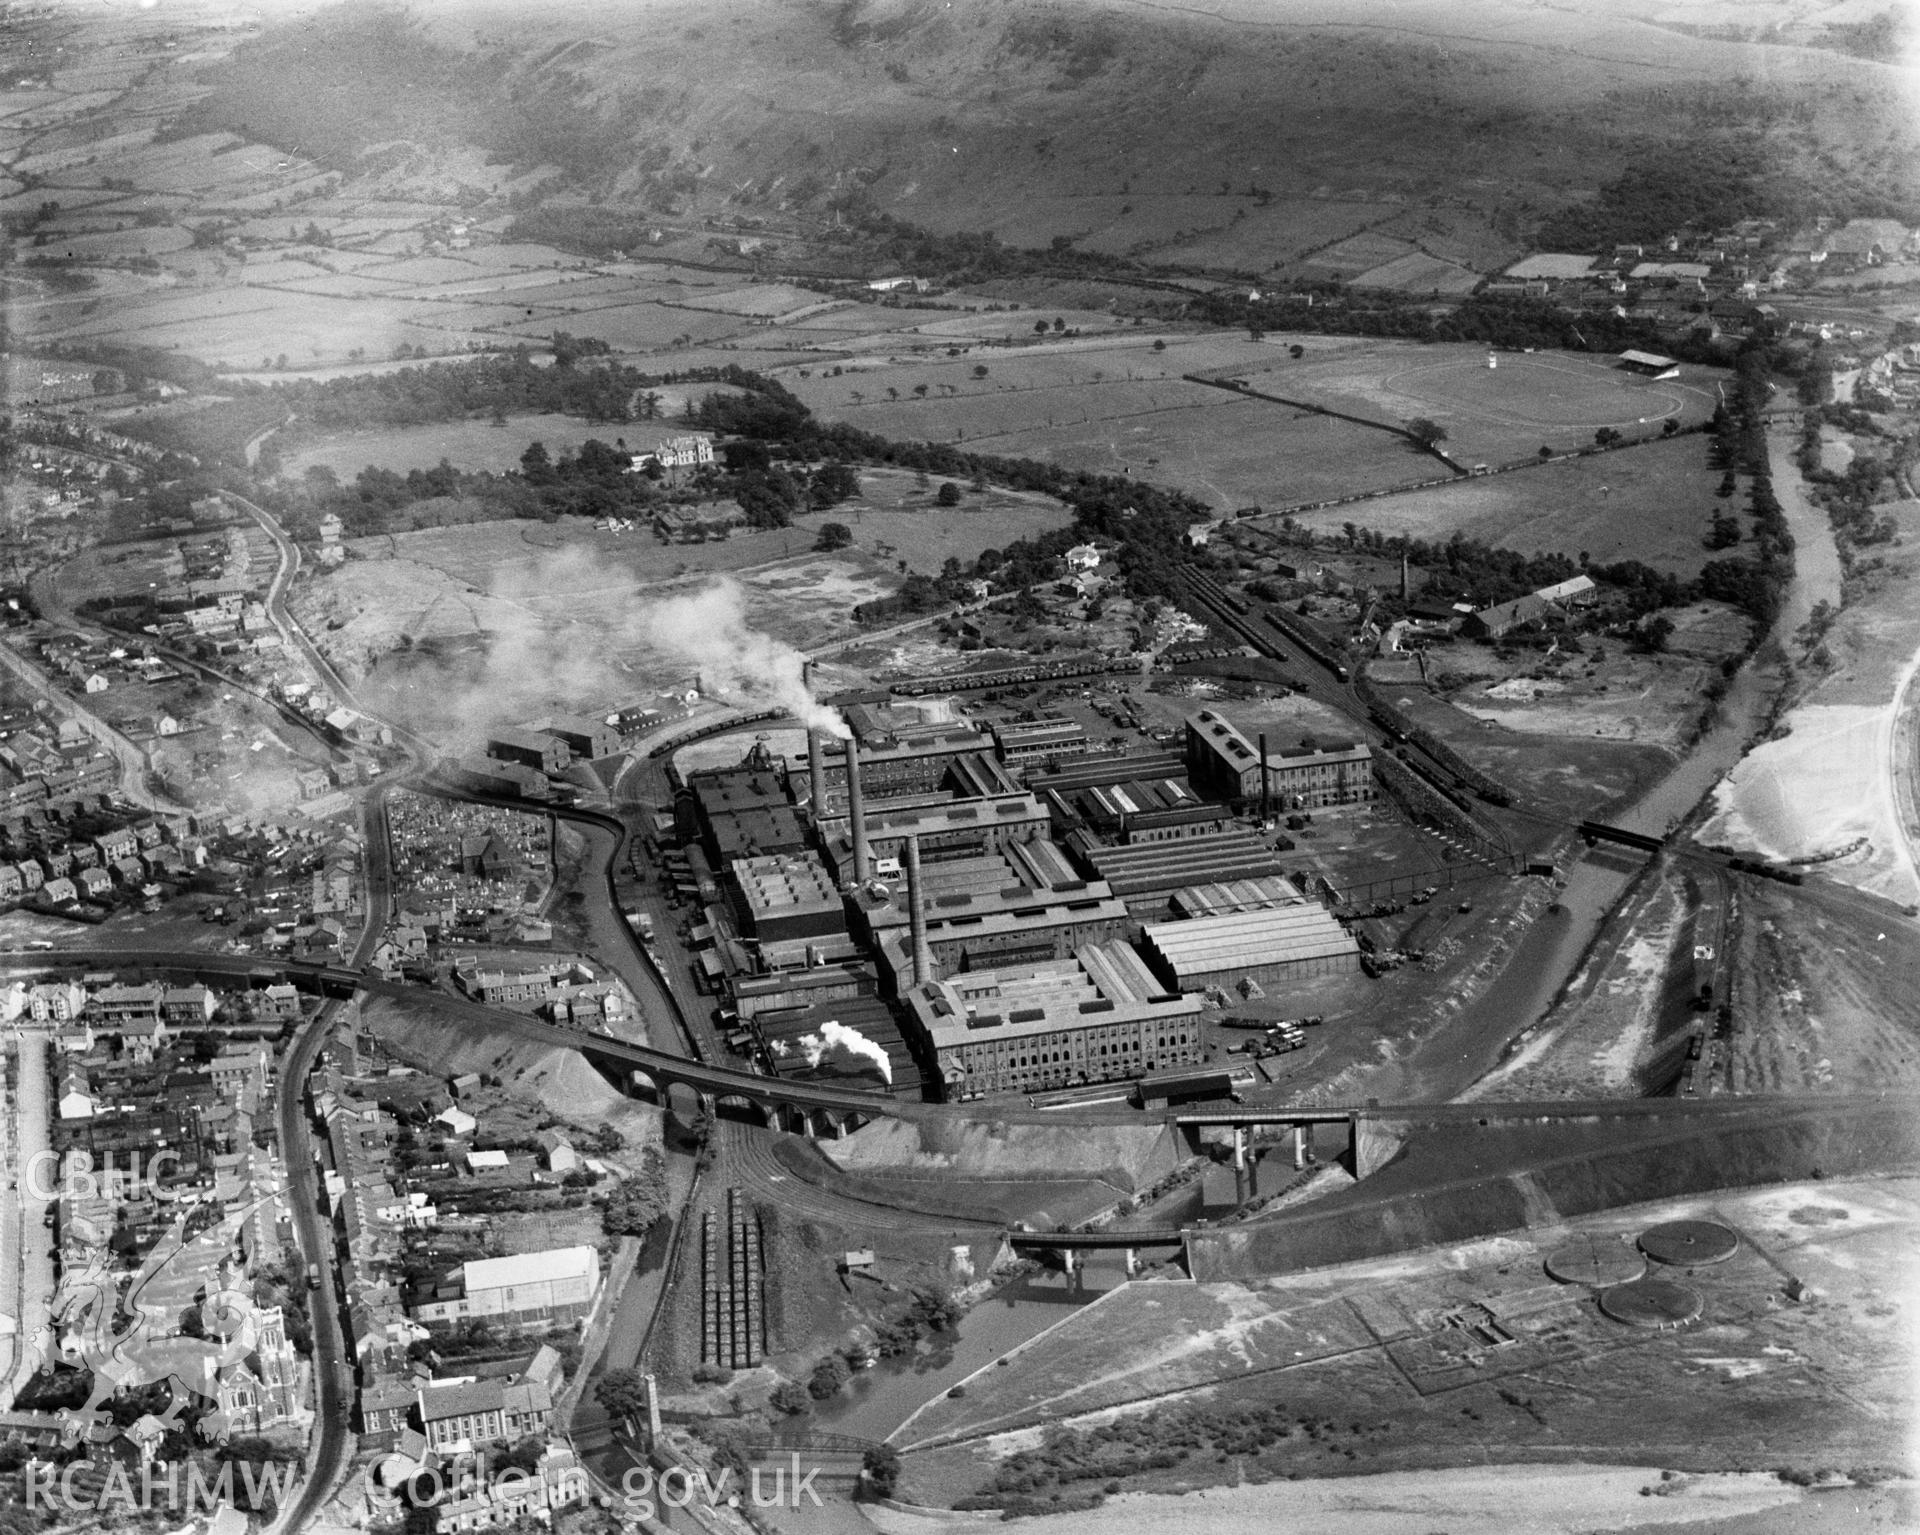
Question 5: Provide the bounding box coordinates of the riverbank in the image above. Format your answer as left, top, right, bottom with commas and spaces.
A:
1698, 496, 1920, 907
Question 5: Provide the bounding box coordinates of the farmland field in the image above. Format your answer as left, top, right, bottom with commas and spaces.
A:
1349, 250, 1483, 294
1282, 435, 1732, 574
279, 414, 677, 480
496, 302, 747, 351
1216, 342, 1725, 464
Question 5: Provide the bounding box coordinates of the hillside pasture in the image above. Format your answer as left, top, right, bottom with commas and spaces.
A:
496, 302, 746, 351
1149, 199, 1403, 271
38, 288, 457, 367
676, 283, 823, 317
1281, 435, 1730, 574
1350, 250, 1483, 294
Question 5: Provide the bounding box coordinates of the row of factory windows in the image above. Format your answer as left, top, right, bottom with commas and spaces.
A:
961, 1029, 1193, 1068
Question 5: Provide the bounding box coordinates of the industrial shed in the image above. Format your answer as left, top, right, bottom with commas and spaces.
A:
1141, 905, 1361, 992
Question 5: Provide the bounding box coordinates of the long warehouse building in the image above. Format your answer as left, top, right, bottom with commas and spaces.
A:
1141, 905, 1361, 992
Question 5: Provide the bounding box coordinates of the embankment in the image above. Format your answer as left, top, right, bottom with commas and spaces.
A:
1188, 1099, 1920, 1280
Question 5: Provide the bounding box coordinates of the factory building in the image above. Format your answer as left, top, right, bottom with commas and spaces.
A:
414, 1246, 602, 1327
866, 882, 1133, 991
1184, 711, 1374, 810
689, 768, 809, 864
486, 730, 570, 777
791, 728, 993, 808
1032, 749, 1188, 794
1064, 776, 1231, 844
818, 794, 1050, 882
1141, 905, 1361, 993
441, 755, 551, 801
1072, 830, 1290, 915
903, 942, 1204, 1099
542, 715, 622, 761
1169, 875, 1304, 918
945, 751, 1024, 799
992, 718, 1091, 775
728, 851, 847, 947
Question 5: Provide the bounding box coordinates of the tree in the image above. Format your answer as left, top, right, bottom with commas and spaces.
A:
972, 364, 989, 378
863, 1444, 902, 1497
1407, 418, 1447, 448
1289, 344, 1305, 359
596, 1368, 651, 1423
816, 521, 853, 551
1538, 445, 1553, 459
770, 1380, 811, 1416
1637, 614, 1674, 652
1595, 427, 1623, 447
935, 482, 963, 507
809, 1355, 853, 1399
1034, 320, 1049, 335
519, 441, 554, 485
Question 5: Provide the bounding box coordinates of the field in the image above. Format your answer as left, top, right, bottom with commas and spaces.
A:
279, 414, 686, 479
1213, 343, 1725, 466
1279, 435, 1736, 574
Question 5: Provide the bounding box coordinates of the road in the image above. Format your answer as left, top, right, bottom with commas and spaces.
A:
271, 785, 393, 1535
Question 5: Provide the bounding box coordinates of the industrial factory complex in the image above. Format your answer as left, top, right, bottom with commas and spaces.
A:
597, 703, 1372, 1101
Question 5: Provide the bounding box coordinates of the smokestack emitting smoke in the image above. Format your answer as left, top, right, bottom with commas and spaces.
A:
807, 728, 828, 822
799, 1020, 893, 1084
642, 579, 846, 737
907, 835, 933, 987
846, 735, 871, 883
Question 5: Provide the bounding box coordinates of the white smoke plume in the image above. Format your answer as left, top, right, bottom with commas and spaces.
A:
641, 578, 848, 738
798, 1019, 894, 1084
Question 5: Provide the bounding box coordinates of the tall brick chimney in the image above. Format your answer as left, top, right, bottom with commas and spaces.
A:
846, 734, 871, 883
1258, 731, 1271, 823
807, 729, 828, 824
907, 834, 933, 987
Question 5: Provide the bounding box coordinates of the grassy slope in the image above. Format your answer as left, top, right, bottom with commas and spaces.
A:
188, 0, 1918, 266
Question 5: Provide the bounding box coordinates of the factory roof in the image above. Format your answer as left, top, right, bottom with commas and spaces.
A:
709, 805, 807, 859
1142, 905, 1358, 977
820, 792, 1046, 845
1188, 711, 1371, 772
1033, 750, 1187, 793
733, 851, 841, 919
1170, 876, 1304, 917
993, 718, 1090, 751
908, 942, 1199, 1050
1078, 830, 1288, 898
487, 727, 562, 754
794, 729, 991, 772
462, 1246, 597, 1294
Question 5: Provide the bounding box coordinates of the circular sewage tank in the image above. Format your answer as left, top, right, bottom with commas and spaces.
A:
1544, 1234, 1647, 1287
1638, 1219, 1740, 1268
1599, 1278, 1703, 1329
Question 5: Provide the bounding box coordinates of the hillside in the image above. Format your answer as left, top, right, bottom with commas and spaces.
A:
179, 0, 1920, 275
